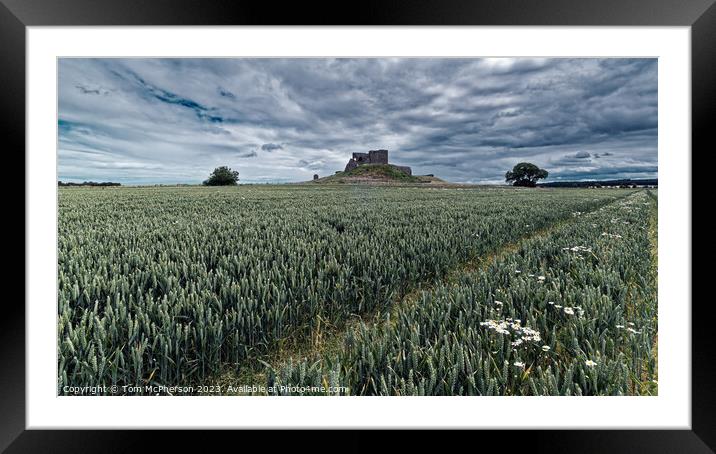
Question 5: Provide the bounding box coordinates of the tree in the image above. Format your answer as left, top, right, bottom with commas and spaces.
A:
203, 166, 239, 186
505, 162, 548, 187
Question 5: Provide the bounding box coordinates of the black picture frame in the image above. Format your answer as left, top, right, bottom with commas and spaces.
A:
4, 0, 711, 451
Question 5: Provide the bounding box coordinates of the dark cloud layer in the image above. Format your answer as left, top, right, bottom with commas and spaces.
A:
58, 58, 657, 184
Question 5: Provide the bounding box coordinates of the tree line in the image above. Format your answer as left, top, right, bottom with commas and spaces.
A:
58, 181, 121, 187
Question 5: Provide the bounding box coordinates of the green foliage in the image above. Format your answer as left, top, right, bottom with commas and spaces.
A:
203, 166, 239, 186
505, 162, 549, 187
57, 185, 648, 395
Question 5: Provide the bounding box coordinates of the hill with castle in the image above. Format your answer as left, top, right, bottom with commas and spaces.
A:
311, 149, 449, 185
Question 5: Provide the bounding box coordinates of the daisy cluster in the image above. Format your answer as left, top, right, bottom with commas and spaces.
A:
547, 302, 584, 317
562, 245, 592, 253
615, 322, 642, 334
480, 317, 542, 348
601, 232, 623, 239
515, 270, 547, 282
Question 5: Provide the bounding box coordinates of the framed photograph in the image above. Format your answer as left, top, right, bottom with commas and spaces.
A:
5, 0, 711, 450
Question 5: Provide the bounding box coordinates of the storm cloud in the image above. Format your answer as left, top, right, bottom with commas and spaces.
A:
58, 58, 657, 184
261, 143, 283, 152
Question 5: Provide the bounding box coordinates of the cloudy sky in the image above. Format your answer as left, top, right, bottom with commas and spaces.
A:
58, 58, 657, 184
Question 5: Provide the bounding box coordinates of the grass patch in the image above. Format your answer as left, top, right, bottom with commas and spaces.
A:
318, 164, 421, 183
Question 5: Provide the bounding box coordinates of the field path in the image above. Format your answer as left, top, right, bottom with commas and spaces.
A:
217, 192, 637, 393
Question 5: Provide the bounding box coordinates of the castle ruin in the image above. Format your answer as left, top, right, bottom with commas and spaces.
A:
344, 149, 412, 175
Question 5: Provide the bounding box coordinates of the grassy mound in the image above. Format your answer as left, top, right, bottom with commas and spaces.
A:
346, 164, 419, 181
321, 164, 420, 183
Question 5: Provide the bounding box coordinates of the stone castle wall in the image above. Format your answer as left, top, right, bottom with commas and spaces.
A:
344, 149, 411, 175
368, 149, 388, 164
392, 165, 412, 176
